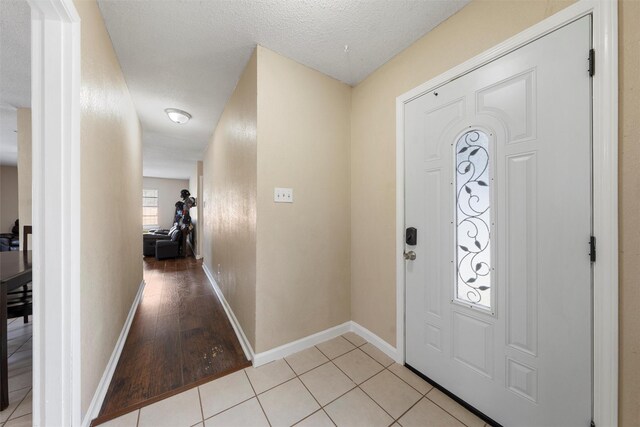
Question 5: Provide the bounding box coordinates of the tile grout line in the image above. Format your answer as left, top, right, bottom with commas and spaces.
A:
357, 381, 399, 423
298, 355, 358, 407
242, 369, 272, 427
317, 335, 440, 424
196, 386, 205, 425
315, 336, 356, 360
2, 386, 30, 423
281, 358, 330, 426
282, 358, 318, 401
386, 365, 433, 396
12, 335, 32, 355
248, 355, 351, 426
324, 332, 433, 400
3, 413, 32, 425
199, 372, 256, 424
329, 345, 384, 386
320, 408, 338, 427
341, 334, 367, 348
201, 394, 255, 423
284, 350, 339, 427
4, 319, 33, 424
296, 338, 431, 419
319, 355, 374, 409
287, 354, 331, 377
291, 409, 330, 427
305, 341, 407, 424
241, 365, 296, 397
7, 326, 32, 358
393, 395, 424, 426
313, 378, 357, 410
423, 391, 480, 427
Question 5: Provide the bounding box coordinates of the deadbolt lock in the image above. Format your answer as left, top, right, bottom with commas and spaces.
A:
404, 251, 416, 261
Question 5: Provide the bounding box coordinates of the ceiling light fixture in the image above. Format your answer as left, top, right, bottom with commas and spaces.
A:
165, 108, 192, 124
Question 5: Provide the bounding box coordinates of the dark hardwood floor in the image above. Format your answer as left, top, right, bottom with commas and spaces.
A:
92, 257, 251, 426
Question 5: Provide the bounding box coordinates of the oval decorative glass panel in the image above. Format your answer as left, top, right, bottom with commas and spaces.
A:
455, 130, 491, 310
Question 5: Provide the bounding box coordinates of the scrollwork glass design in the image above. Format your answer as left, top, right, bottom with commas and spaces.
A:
455, 130, 492, 310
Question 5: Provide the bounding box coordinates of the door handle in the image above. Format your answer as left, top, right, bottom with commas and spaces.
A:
404, 251, 416, 261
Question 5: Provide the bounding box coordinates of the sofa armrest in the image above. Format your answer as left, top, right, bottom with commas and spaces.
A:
156, 240, 180, 260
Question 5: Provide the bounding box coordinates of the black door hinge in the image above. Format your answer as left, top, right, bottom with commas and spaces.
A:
589, 49, 595, 76
589, 236, 597, 263
590, 420, 596, 427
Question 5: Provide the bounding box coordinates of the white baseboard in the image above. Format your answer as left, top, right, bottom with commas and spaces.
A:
195, 254, 204, 260
349, 321, 400, 363
81, 280, 146, 427
253, 322, 351, 367
251, 321, 398, 368
202, 264, 254, 361
200, 264, 399, 368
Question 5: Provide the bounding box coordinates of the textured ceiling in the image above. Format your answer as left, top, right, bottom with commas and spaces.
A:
0, 0, 30, 166
0, 0, 471, 174
98, 0, 469, 179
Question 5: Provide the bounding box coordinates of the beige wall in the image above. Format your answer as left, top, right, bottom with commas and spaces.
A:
75, 0, 143, 418
618, 1, 640, 425
350, 0, 575, 348
143, 176, 189, 229
189, 161, 203, 257
17, 108, 31, 248
203, 50, 258, 348
0, 166, 18, 233
202, 46, 351, 352
255, 47, 351, 352
350, 0, 638, 424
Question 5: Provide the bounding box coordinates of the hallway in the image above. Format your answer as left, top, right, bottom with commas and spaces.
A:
94, 257, 250, 425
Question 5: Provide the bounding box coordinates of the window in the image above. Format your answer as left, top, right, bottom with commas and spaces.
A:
455, 130, 492, 310
143, 189, 159, 229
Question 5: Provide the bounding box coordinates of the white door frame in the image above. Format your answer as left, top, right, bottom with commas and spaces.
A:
395, 1, 618, 426
28, 0, 82, 425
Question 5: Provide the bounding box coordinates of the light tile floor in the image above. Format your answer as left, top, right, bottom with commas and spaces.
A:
1, 318, 32, 427
102, 332, 490, 427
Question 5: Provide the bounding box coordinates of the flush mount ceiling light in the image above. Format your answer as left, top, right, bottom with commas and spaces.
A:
165, 108, 191, 124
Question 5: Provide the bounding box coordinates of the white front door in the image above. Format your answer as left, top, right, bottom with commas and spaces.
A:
404, 16, 592, 427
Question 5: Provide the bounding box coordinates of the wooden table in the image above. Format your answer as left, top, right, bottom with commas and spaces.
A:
0, 251, 32, 411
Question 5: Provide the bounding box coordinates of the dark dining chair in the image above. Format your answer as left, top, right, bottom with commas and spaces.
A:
7, 291, 32, 324
7, 226, 33, 323
22, 226, 31, 253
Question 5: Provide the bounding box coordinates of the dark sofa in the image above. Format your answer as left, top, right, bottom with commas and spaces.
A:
143, 233, 170, 257
143, 227, 182, 259
0, 233, 19, 252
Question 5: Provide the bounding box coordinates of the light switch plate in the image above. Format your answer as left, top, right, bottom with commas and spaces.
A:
274, 187, 293, 203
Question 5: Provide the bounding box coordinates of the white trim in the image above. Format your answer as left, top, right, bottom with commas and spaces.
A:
396, 90, 406, 366
199, 269, 399, 368
395, 1, 618, 426
201, 268, 396, 369
81, 281, 146, 427
27, 0, 81, 425
248, 320, 396, 368
253, 322, 351, 367
590, 2, 619, 425
202, 264, 255, 361
350, 321, 399, 363
249, 321, 396, 367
